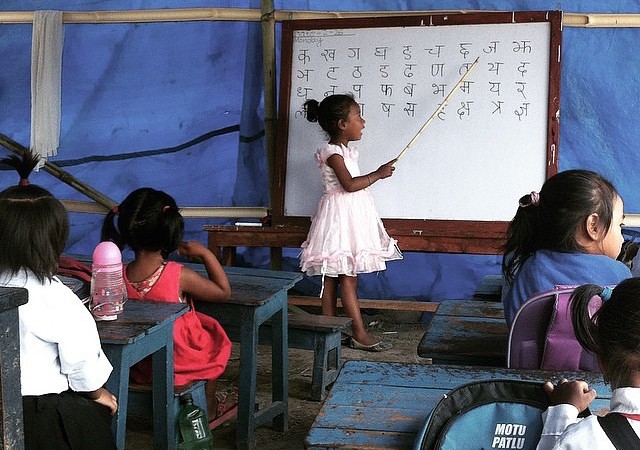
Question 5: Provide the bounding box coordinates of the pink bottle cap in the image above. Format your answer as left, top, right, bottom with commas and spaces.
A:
92, 241, 122, 266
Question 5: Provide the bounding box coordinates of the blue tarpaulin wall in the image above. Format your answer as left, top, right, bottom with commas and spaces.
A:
2, 0, 640, 303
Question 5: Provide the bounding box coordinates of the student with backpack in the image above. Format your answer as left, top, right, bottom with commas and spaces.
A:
501, 170, 631, 325
536, 278, 640, 449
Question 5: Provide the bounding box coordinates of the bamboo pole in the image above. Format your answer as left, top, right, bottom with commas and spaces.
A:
0, 9, 262, 24
623, 216, 640, 228
261, 0, 277, 209
562, 13, 640, 27
2, 9, 640, 28
61, 200, 269, 218
0, 9, 468, 24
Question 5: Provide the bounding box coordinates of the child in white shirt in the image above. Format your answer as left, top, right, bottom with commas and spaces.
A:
0, 152, 117, 450
536, 278, 640, 449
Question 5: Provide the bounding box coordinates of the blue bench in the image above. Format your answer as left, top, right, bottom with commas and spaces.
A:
285, 313, 353, 401
241, 312, 352, 401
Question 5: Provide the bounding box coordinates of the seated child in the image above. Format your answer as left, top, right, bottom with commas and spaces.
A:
101, 187, 235, 420
0, 151, 117, 450
536, 278, 640, 449
502, 170, 631, 325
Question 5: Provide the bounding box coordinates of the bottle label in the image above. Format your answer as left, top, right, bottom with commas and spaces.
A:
191, 418, 207, 440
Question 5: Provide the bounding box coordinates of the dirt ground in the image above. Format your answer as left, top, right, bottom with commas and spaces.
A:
125, 308, 432, 450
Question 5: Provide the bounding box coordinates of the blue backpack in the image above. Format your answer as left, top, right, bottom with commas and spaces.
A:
413, 379, 550, 450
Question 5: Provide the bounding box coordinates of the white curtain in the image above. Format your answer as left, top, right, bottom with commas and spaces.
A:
30, 10, 64, 167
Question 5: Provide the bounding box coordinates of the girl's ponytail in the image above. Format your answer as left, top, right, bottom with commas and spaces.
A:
570, 284, 604, 355
160, 205, 183, 258
502, 193, 541, 284
304, 99, 320, 122
572, 279, 640, 388
1, 151, 40, 185
100, 206, 124, 249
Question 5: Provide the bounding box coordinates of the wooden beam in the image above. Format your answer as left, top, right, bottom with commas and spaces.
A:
288, 295, 438, 312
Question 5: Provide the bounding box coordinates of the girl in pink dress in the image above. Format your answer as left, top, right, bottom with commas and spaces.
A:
300, 94, 403, 351
101, 187, 233, 420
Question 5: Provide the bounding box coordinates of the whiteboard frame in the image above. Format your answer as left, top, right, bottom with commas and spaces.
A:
274, 11, 561, 254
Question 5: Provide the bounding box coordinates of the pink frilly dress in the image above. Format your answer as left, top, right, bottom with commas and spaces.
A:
300, 143, 403, 278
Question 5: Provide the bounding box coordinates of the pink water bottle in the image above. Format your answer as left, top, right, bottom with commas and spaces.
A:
90, 241, 127, 320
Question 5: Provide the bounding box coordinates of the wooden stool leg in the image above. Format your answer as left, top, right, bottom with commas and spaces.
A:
311, 333, 330, 401
323, 333, 343, 400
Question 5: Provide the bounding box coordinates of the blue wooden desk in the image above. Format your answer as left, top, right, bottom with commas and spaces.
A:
305, 360, 612, 450
418, 299, 508, 366
97, 299, 188, 450
192, 265, 303, 450
0, 287, 28, 450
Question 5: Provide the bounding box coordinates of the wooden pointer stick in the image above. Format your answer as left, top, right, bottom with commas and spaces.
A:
395, 57, 480, 163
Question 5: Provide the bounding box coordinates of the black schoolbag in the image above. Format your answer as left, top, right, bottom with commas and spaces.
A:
414, 379, 550, 450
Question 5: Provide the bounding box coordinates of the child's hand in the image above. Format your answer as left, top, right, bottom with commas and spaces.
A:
178, 241, 210, 260
543, 379, 596, 413
86, 387, 118, 415
375, 160, 397, 179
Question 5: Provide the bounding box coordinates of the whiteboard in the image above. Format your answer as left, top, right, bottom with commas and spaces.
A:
275, 12, 561, 227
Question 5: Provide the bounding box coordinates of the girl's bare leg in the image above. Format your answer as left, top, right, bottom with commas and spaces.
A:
321, 276, 338, 316
339, 275, 376, 346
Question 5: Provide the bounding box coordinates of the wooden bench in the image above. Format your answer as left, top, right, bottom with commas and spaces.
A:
247, 313, 353, 401
287, 314, 353, 401
417, 299, 508, 366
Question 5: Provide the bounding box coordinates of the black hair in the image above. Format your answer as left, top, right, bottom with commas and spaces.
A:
0, 152, 69, 282
502, 170, 619, 284
304, 94, 357, 139
571, 278, 640, 388
101, 187, 183, 258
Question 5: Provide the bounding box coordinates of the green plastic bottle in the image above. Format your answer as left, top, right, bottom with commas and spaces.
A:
177, 393, 214, 450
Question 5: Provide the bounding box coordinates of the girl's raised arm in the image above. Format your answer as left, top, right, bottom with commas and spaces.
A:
327, 154, 396, 193
178, 241, 232, 302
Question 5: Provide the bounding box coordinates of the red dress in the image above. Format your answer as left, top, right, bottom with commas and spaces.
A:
124, 261, 231, 386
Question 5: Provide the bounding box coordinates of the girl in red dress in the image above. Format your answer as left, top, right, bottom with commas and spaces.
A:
101, 187, 233, 420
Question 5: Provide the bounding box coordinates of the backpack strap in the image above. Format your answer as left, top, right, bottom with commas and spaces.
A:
598, 413, 640, 449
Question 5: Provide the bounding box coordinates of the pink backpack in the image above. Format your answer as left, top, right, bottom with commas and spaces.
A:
508, 286, 601, 372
